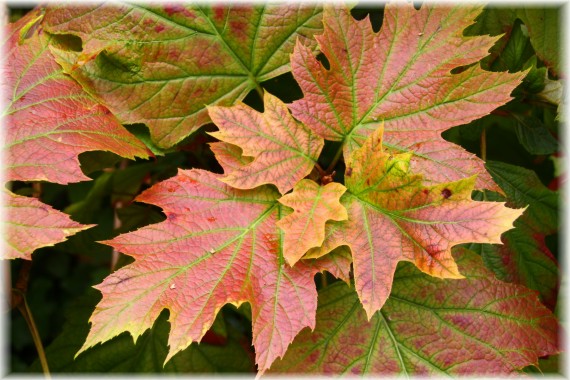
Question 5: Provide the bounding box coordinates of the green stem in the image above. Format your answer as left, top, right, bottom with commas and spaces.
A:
326, 142, 345, 173
320, 273, 328, 288
15, 290, 50, 379
481, 127, 488, 201
254, 82, 264, 101
480, 126, 487, 163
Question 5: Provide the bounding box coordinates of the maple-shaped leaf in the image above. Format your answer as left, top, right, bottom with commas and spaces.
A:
308, 127, 523, 318
277, 179, 347, 265
88, 169, 349, 372
270, 248, 559, 375
2, 10, 149, 260
291, 5, 527, 191
3, 190, 93, 260
209, 93, 324, 194
43, 4, 322, 149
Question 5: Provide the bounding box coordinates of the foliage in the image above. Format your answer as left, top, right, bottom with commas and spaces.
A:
6, 2, 561, 376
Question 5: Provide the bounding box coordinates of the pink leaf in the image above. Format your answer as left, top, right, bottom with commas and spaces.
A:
311, 127, 523, 318
3, 189, 93, 260
209, 93, 323, 194
87, 169, 343, 372
271, 248, 560, 375
291, 5, 526, 191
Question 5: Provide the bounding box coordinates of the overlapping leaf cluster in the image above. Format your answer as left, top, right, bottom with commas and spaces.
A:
5, 2, 560, 376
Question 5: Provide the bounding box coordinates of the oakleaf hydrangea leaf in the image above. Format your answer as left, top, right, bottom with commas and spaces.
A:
43, 4, 323, 149
270, 248, 559, 375
209, 93, 324, 194
277, 179, 347, 265
2, 10, 149, 260
89, 169, 346, 372
291, 5, 526, 191
3, 189, 93, 260
309, 127, 523, 318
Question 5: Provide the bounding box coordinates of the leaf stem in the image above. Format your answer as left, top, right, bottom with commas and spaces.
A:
13, 289, 51, 378
254, 82, 264, 101
314, 163, 326, 177
111, 159, 129, 272
480, 126, 487, 162
326, 143, 345, 174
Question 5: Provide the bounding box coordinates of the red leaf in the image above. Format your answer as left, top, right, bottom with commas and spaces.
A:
291, 5, 526, 191
4, 10, 150, 184
2, 10, 149, 260
87, 170, 347, 372
271, 249, 560, 375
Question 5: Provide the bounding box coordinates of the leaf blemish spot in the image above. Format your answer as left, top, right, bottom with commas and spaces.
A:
170, 283, 176, 290
346, 167, 352, 177
441, 188, 452, 199
207, 216, 216, 222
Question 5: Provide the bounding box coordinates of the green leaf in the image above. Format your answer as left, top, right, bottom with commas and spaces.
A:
270, 248, 559, 375
517, 8, 561, 76
512, 113, 558, 155
486, 161, 557, 233
44, 4, 323, 149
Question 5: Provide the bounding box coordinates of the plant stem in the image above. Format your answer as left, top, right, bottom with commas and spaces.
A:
254, 83, 264, 101
480, 127, 488, 201
320, 272, 328, 288
111, 159, 129, 272
480, 126, 487, 162
326, 143, 345, 173
314, 163, 326, 177
19, 295, 50, 378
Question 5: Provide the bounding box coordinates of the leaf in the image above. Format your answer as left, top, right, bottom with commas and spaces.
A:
3, 189, 93, 260
481, 222, 559, 311
4, 10, 150, 185
2, 10, 150, 260
291, 5, 526, 191
486, 161, 557, 234
43, 4, 323, 149
30, 289, 255, 373
276, 179, 347, 265
308, 127, 524, 318
512, 113, 558, 155
85, 169, 348, 372
517, 8, 560, 76
209, 93, 324, 194
209, 142, 253, 173
270, 248, 559, 375
477, 161, 559, 310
